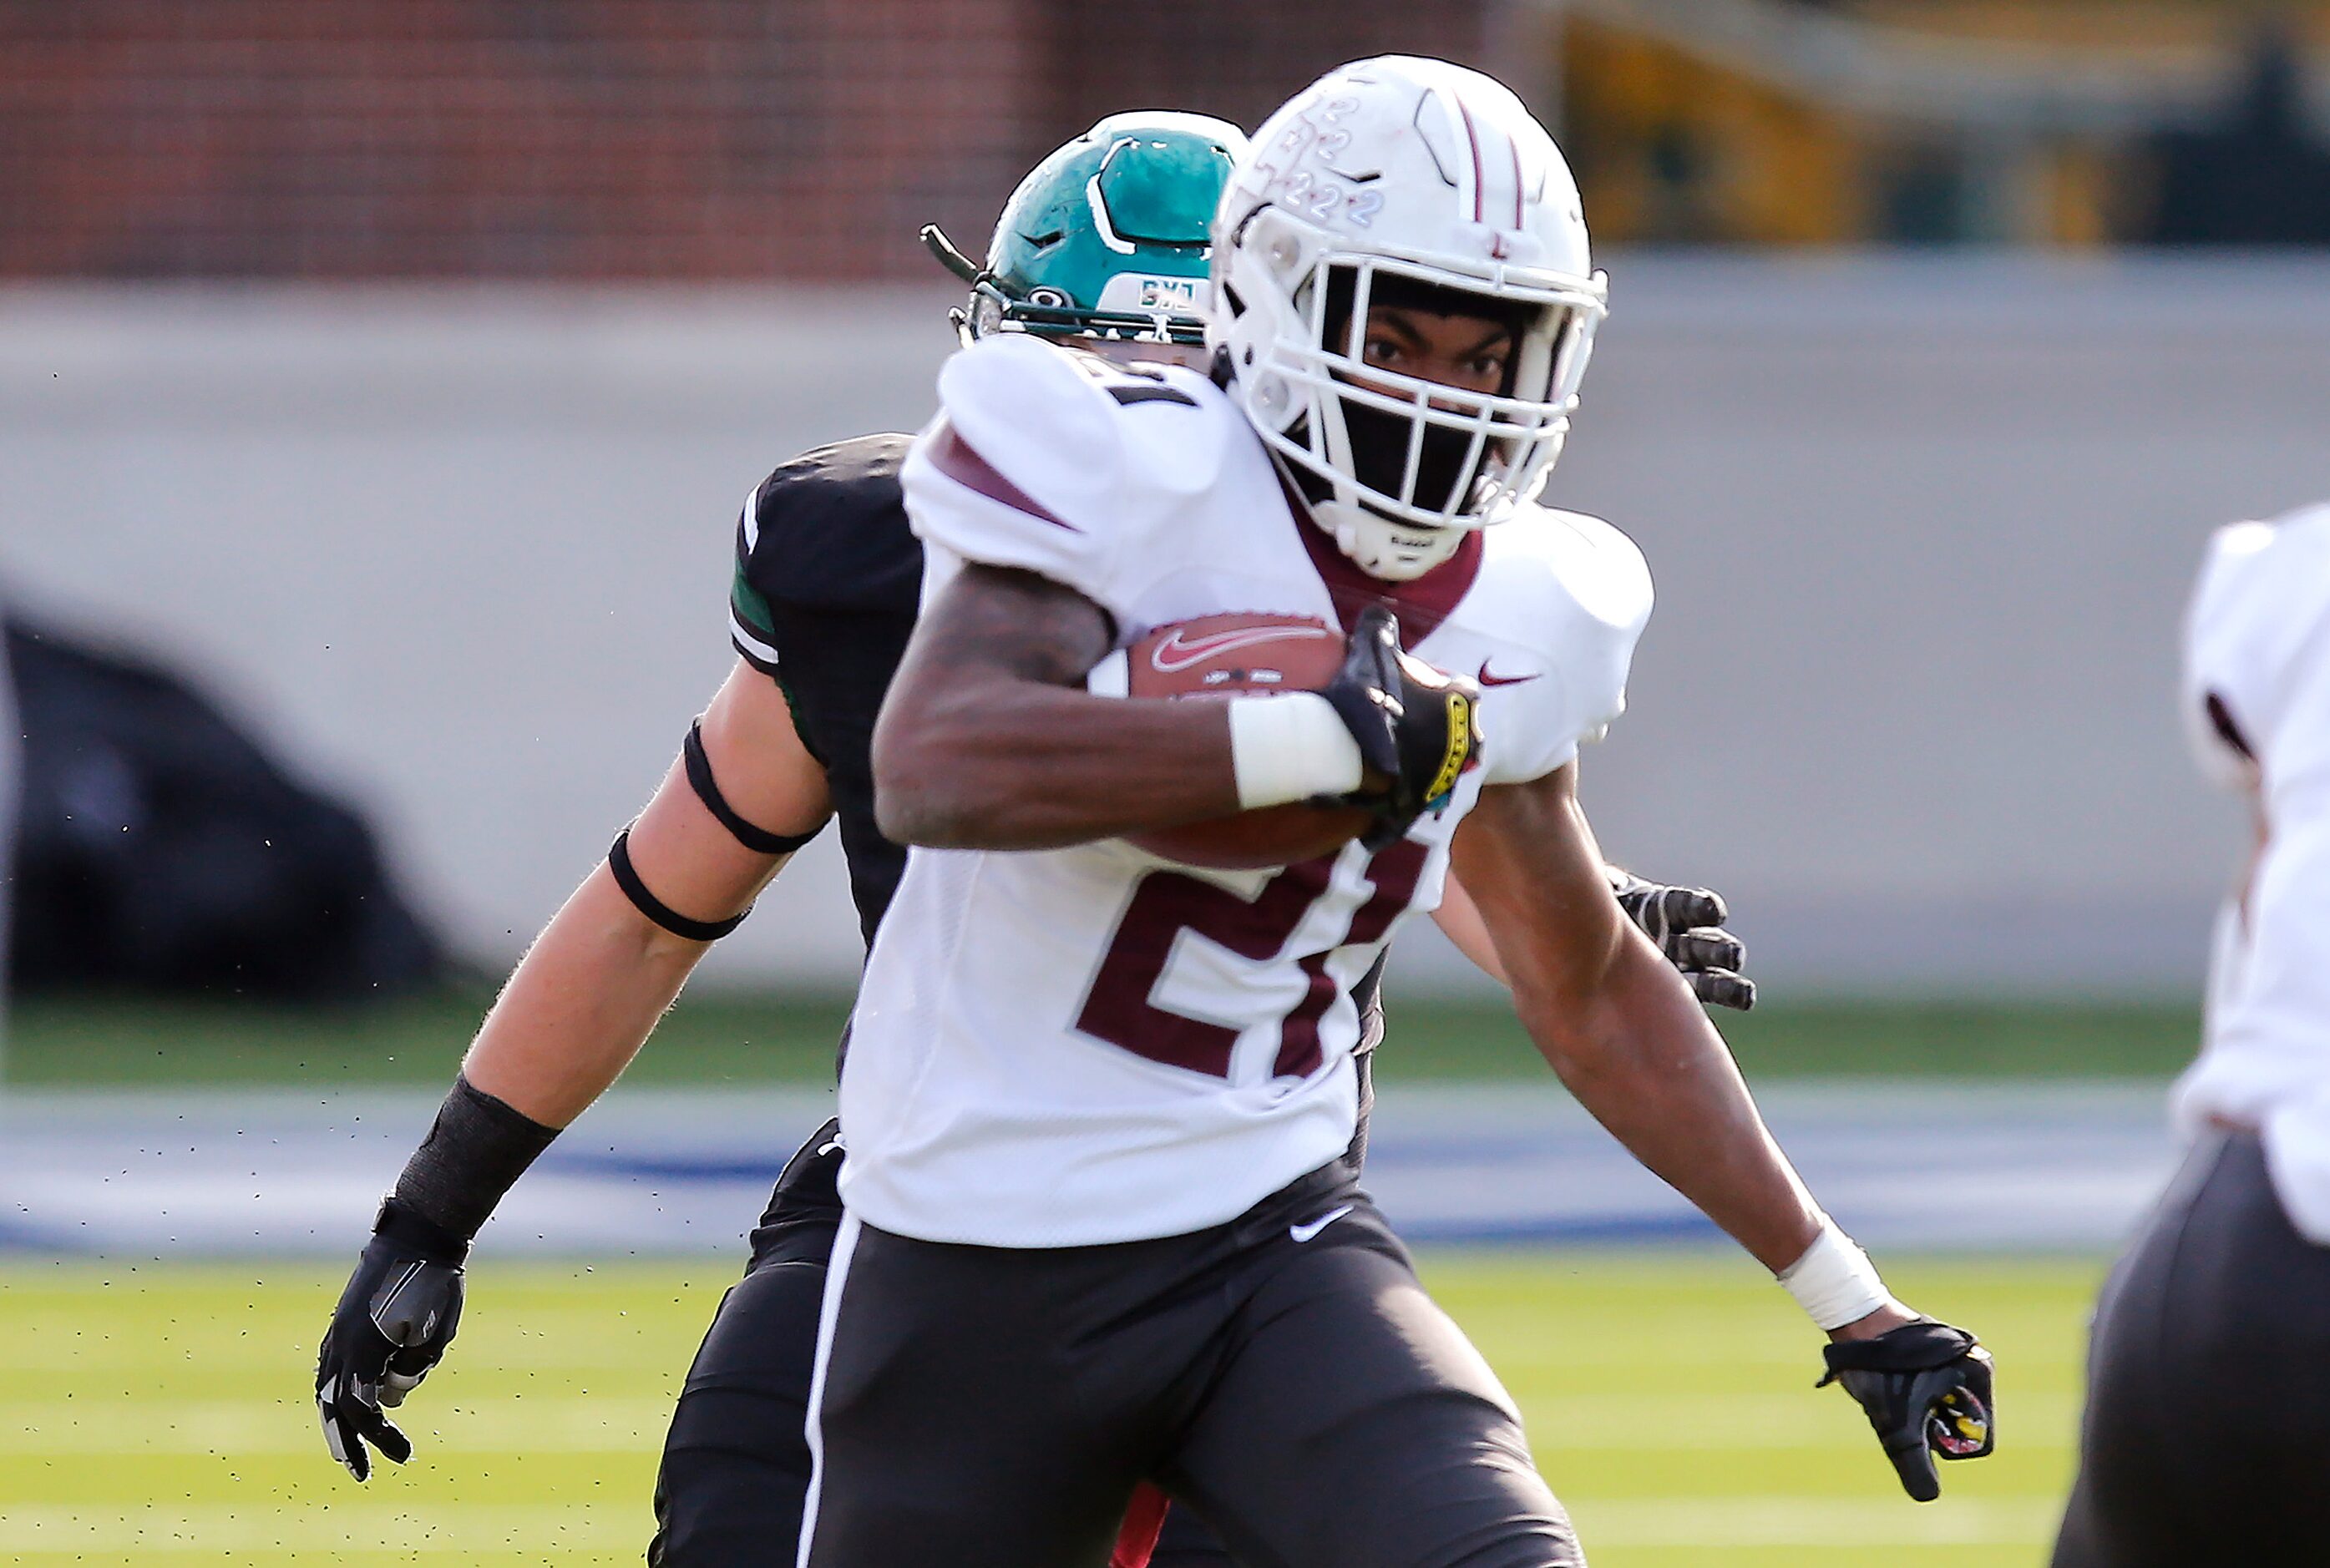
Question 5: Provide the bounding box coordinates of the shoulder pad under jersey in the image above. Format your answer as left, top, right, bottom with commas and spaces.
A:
1467, 504, 1654, 785
938, 334, 1233, 526
2185, 501, 2330, 790
741, 433, 920, 615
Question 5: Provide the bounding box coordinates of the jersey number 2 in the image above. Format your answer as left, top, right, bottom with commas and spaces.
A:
1074, 839, 1430, 1080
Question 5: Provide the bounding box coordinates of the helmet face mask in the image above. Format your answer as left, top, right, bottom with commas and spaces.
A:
927, 111, 1247, 350
1211, 58, 1609, 580
1296, 252, 1598, 525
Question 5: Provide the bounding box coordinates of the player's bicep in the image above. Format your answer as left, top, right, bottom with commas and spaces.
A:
699, 660, 833, 834
870, 564, 1168, 848
624, 661, 832, 923
881, 564, 1114, 724
1447, 764, 1630, 1008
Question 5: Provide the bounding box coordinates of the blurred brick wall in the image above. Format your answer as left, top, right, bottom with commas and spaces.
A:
0, 0, 1497, 281
1029, 1, 1495, 163
0, 0, 1031, 280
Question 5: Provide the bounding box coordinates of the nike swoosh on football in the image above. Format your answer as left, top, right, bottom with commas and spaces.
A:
1150, 624, 1333, 674
1477, 660, 1540, 687
1289, 1204, 1355, 1244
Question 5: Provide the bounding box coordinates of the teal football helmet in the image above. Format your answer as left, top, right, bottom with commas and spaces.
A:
923, 111, 1247, 346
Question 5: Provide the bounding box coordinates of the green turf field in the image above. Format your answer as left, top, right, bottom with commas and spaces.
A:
1, 989, 2199, 1086
0, 1252, 2098, 1565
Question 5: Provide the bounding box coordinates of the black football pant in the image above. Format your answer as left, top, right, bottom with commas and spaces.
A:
646, 1118, 1240, 1566
800, 1163, 1579, 1568
2054, 1130, 2330, 1565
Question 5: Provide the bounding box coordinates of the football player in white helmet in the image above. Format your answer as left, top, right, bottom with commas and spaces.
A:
308, 101, 1758, 1568
801, 57, 1992, 1568
1213, 61, 1604, 581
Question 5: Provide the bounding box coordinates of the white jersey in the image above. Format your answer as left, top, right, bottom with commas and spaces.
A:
839, 333, 1650, 1247
2170, 503, 2330, 1241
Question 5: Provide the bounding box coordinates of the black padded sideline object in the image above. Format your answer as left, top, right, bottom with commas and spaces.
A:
609, 828, 750, 942
683, 720, 828, 856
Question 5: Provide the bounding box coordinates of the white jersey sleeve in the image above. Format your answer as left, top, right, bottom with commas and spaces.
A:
1471, 506, 1654, 787
2181, 505, 2330, 793
899, 333, 1234, 625
2169, 503, 2330, 1240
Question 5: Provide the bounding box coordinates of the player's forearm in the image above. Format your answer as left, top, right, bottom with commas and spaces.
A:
874, 564, 1250, 848
875, 677, 1243, 848
1517, 939, 1821, 1272
460, 867, 713, 1127
1431, 875, 1511, 984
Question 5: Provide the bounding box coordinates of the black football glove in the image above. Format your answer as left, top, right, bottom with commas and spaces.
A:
1818, 1318, 1995, 1502
1608, 869, 1755, 1011
1315, 604, 1483, 851
316, 1198, 469, 1480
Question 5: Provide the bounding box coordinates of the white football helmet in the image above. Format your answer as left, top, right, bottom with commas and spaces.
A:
1209, 56, 1608, 579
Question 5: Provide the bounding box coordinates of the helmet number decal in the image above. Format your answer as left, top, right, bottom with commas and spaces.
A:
1272, 169, 1381, 230
1249, 106, 1384, 230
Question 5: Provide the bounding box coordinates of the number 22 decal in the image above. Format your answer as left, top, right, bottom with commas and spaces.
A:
1075, 839, 1431, 1080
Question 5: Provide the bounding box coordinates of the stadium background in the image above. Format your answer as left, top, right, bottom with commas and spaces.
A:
3, 2, 2327, 1563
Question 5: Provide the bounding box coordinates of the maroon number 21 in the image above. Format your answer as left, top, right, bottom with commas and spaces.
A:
1074, 839, 1431, 1080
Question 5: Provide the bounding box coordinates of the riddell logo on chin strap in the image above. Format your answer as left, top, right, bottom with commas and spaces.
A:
1148, 624, 1333, 674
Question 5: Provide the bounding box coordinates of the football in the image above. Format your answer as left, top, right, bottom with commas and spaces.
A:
1120, 611, 1374, 869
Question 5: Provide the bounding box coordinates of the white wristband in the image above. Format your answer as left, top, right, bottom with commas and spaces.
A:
1777, 1217, 1895, 1331
1227, 693, 1364, 810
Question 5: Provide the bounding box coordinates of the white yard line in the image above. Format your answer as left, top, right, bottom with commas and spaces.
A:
0, 1396, 673, 1454
0, 1497, 2067, 1555
1571, 1495, 2062, 1547
0, 1502, 641, 1555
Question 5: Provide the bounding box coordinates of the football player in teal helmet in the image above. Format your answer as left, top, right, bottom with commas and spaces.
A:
312, 104, 1752, 1568
923, 110, 1244, 349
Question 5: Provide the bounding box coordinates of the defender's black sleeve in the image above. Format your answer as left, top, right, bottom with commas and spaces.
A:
728, 434, 924, 948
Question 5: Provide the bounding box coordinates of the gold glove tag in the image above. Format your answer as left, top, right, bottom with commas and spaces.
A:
1426, 691, 1474, 807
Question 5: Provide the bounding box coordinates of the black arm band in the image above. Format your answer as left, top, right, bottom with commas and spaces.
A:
683, 720, 826, 855
608, 827, 750, 942
389, 1075, 562, 1244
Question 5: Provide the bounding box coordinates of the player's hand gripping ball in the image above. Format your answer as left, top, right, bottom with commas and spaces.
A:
1117, 608, 1482, 867
1120, 612, 1375, 868
1818, 1318, 1995, 1502
1318, 604, 1483, 851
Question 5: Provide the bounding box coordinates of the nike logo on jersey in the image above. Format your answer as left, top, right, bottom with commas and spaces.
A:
1149, 624, 1334, 675
1477, 660, 1539, 687
1289, 1204, 1355, 1244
